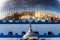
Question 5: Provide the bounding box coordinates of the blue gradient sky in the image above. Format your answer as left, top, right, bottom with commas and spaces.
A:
0, 24, 60, 35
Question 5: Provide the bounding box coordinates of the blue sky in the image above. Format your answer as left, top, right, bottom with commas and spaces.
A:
0, 24, 60, 35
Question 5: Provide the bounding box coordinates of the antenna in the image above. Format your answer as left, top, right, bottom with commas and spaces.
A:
29, 17, 32, 31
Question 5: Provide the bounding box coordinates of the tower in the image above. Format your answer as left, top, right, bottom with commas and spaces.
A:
23, 17, 38, 40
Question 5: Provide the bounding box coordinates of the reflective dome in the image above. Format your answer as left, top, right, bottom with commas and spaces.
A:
23, 23, 38, 39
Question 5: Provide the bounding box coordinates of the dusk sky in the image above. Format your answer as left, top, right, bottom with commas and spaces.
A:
0, 0, 60, 19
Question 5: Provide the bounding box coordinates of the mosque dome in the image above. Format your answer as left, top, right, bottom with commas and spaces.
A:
23, 22, 38, 40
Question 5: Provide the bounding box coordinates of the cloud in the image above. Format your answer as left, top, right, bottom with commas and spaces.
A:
1, 0, 59, 13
